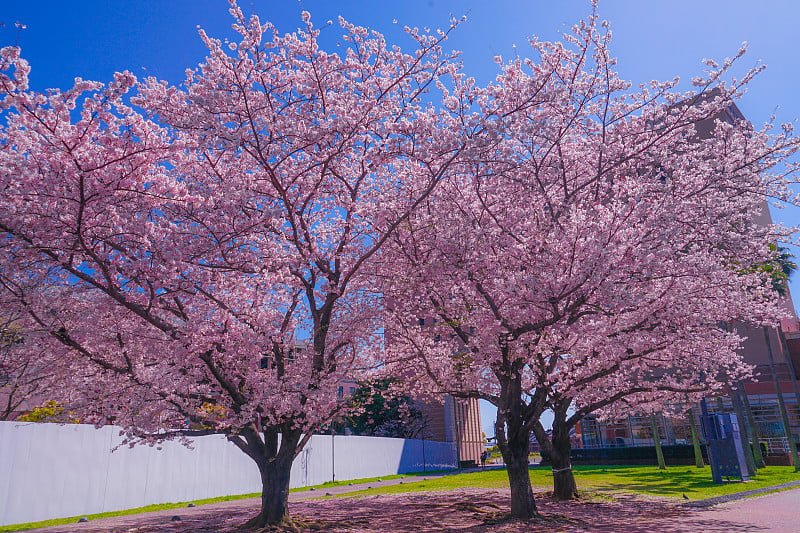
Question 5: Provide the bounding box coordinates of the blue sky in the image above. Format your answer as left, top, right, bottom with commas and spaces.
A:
4, 0, 800, 436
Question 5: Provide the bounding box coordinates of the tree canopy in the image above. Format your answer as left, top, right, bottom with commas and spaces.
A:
1, 3, 799, 527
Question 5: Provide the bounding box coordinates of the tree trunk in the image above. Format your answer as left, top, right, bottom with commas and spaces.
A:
230, 425, 305, 529
687, 407, 705, 468
536, 415, 578, 500
727, 383, 756, 477
777, 328, 800, 420
650, 413, 666, 470
739, 380, 765, 469
764, 327, 800, 471
496, 411, 538, 519
502, 437, 538, 520
715, 395, 726, 412
241, 457, 293, 529
550, 437, 577, 500
777, 328, 800, 471
493, 360, 541, 520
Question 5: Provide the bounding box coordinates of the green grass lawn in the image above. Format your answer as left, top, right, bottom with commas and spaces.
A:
0, 474, 413, 533
3, 466, 799, 532
568, 465, 800, 500
0, 494, 262, 533
332, 464, 800, 501
289, 473, 412, 492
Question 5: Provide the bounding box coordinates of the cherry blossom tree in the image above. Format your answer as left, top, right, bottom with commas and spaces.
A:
0, 4, 471, 527
0, 311, 70, 421
381, 14, 800, 517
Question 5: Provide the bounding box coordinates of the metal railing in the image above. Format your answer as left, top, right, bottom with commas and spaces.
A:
760, 436, 791, 453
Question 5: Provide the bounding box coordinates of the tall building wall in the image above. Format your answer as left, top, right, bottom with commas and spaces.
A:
573, 98, 800, 457
449, 396, 484, 465
416, 396, 483, 465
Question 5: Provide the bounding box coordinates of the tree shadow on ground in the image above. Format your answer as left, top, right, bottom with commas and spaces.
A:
26, 487, 770, 533
585, 468, 744, 498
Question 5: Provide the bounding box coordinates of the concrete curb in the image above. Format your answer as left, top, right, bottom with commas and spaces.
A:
681, 480, 800, 508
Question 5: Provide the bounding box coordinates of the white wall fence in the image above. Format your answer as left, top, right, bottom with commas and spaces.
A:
0, 421, 457, 526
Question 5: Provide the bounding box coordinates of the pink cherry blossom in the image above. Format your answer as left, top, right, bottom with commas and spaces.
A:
0, 4, 469, 527
380, 12, 800, 517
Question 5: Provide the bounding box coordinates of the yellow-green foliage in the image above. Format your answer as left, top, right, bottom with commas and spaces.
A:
17, 401, 80, 423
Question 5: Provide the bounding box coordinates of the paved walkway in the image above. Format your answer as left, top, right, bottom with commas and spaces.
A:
683, 480, 800, 507
666, 488, 800, 533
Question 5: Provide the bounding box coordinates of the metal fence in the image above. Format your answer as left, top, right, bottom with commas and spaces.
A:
578, 395, 800, 452
0, 421, 457, 527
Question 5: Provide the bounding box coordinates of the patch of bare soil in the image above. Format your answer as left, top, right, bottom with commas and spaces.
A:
83, 488, 692, 533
